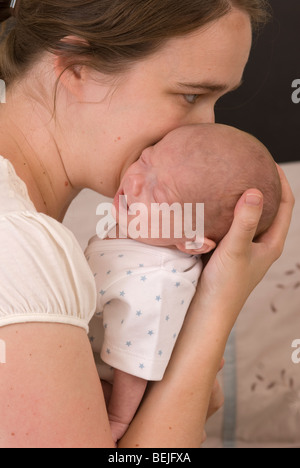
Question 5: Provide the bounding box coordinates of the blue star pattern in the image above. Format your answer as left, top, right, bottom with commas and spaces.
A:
85, 239, 202, 381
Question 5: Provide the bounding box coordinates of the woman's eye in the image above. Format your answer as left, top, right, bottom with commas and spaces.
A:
183, 94, 201, 105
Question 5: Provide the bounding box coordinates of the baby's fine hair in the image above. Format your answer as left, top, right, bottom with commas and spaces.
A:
167, 124, 281, 243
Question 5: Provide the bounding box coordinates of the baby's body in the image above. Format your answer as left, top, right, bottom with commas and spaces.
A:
86, 235, 202, 442
86, 124, 281, 443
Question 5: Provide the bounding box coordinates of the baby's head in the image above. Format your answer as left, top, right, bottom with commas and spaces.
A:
114, 124, 281, 253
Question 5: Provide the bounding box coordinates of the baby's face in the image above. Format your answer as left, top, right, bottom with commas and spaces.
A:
113, 136, 186, 247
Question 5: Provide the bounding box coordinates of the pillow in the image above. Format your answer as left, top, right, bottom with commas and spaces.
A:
203, 162, 300, 448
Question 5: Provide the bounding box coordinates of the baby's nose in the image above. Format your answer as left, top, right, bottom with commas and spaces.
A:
130, 173, 145, 197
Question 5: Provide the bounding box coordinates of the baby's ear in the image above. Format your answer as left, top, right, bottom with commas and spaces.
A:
175, 237, 216, 255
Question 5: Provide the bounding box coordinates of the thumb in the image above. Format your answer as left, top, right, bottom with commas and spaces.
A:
225, 190, 264, 256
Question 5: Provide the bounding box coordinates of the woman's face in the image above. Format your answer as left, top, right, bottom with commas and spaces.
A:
67, 8, 252, 197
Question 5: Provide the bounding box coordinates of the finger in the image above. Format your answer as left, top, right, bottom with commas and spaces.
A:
259, 166, 295, 256
223, 189, 264, 256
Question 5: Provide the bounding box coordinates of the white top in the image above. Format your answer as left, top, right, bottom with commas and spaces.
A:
0, 156, 97, 332
86, 236, 203, 381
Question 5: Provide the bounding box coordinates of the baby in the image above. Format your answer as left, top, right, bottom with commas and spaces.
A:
85, 123, 281, 443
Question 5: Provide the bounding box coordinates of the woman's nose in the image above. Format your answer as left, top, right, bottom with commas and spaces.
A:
205, 108, 216, 124
185, 106, 216, 125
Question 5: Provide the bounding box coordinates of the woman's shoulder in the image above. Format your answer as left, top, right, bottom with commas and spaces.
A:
0, 155, 97, 332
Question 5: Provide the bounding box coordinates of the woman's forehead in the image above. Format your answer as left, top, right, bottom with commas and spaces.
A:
145, 8, 252, 89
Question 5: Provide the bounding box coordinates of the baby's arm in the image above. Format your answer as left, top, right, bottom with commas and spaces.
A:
108, 369, 148, 443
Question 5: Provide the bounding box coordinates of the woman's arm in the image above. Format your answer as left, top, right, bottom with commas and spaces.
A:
0, 323, 115, 448
120, 172, 295, 448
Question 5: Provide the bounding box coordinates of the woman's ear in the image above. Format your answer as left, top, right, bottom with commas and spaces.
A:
53, 36, 90, 99
175, 237, 217, 255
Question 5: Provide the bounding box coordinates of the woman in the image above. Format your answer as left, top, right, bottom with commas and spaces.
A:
0, 0, 294, 448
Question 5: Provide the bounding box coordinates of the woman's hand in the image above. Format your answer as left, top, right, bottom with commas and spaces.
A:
119, 168, 294, 448
198, 166, 295, 330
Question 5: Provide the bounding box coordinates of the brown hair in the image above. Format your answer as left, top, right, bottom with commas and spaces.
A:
0, 0, 270, 87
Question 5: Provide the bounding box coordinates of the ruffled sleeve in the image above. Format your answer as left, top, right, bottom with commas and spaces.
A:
0, 155, 96, 332
0, 211, 97, 332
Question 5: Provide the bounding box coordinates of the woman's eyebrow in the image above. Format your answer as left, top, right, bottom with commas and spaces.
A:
176, 80, 243, 93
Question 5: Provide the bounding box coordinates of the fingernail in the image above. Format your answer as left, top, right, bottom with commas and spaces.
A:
245, 194, 263, 206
